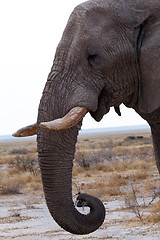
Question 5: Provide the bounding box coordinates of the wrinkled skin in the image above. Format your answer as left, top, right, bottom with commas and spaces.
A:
14, 0, 160, 235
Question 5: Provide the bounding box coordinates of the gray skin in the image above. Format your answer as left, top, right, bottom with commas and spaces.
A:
37, 0, 160, 235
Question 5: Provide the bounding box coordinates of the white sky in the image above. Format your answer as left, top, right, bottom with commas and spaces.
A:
0, 0, 147, 135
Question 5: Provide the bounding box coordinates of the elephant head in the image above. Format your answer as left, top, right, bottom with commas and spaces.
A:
13, 0, 160, 235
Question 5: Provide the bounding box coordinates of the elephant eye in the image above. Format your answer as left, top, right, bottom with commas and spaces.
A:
88, 54, 97, 66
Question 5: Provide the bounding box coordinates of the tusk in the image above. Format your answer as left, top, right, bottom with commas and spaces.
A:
12, 123, 37, 137
40, 107, 88, 131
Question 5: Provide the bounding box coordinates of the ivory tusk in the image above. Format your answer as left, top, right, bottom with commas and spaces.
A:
40, 107, 88, 131
12, 123, 37, 137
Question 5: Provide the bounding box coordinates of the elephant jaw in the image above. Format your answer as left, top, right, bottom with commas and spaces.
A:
12, 107, 88, 137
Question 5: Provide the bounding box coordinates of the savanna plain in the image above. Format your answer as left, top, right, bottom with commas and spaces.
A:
0, 129, 160, 239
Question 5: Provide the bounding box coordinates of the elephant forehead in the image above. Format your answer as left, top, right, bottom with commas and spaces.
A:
71, 3, 112, 32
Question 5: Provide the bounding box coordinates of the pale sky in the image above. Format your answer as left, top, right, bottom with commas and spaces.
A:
0, 0, 147, 135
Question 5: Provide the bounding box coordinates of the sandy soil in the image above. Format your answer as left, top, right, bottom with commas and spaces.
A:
0, 191, 160, 240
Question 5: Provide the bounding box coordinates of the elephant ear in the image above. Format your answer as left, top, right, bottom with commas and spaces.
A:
137, 16, 160, 113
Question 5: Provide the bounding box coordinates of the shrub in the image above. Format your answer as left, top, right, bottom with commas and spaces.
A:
124, 186, 143, 221
10, 156, 39, 176
0, 183, 21, 195
10, 148, 28, 155
75, 150, 113, 170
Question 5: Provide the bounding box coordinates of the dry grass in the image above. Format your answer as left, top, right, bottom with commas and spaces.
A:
0, 139, 42, 195
0, 183, 21, 195
1, 132, 154, 197
148, 200, 160, 223
0, 171, 42, 194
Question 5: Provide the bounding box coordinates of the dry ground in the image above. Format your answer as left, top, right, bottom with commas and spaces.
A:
0, 129, 160, 239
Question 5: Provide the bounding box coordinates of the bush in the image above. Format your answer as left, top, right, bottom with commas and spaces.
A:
0, 183, 21, 195
75, 150, 113, 170
10, 148, 28, 155
10, 156, 39, 176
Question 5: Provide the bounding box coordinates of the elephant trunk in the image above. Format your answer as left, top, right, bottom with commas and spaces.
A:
37, 104, 105, 234
38, 150, 105, 234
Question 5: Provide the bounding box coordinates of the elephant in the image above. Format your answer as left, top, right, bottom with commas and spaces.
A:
13, 0, 160, 235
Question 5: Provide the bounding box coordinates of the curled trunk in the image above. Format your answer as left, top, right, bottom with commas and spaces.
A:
37, 117, 105, 234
